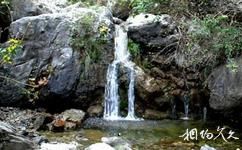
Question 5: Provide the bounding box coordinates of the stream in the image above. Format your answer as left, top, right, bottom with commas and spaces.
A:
41, 119, 242, 150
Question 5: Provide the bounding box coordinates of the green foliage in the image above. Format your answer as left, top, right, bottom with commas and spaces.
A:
0, 38, 22, 65
71, 13, 109, 79
182, 15, 242, 70
71, 13, 108, 63
0, 0, 10, 6
0, 0, 11, 15
128, 39, 140, 57
128, 39, 152, 69
130, 0, 170, 15
226, 59, 239, 73
67, 0, 79, 4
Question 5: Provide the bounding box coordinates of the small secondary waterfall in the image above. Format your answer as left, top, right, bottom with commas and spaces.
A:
104, 25, 137, 120
181, 95, 190, 120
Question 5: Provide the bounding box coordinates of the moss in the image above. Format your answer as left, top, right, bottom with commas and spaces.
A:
128, 39, 152, 70
71, 13, 108, 63
71, 12, 110, 79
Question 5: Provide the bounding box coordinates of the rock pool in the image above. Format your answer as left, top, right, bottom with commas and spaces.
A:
41, 119, 242, 150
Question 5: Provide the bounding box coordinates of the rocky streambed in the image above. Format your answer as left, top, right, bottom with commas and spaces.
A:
0, 107, 241, 150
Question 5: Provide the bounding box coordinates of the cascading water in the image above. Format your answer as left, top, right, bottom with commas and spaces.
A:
104, 25, 138, 120
203, 107, 207, 122
181, 95, 190, 120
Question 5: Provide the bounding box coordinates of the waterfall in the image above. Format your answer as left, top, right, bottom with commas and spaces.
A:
181, 95, 190, 120
203, 107, 207, 122
104, 25, 138, 120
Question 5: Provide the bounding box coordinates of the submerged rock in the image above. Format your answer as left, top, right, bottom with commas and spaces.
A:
101, 136, 131, 150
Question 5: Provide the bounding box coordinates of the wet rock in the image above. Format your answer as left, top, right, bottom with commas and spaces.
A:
33, 113, 53, 131
85, 143, 114, 150
40, 141, 78, 150
32, 136, 48, 145
50, 119, 65, 132
11, 0, 69, 20
101, 136, 131, 150
127, 13, 179, 50
0, 121, 35, 150
87, 105, 103, 117
143, 109, 169, 120
49, 109, 85, 131
200, 144, 216, 150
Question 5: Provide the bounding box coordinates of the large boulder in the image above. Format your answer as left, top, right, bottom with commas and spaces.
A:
0, 6, 114, 108
208, 57, 242, 110
50, 109, 85, 131
11, 0, 69, 20
127, 13, 179, 50
207, 57, 242, 124
0, 121, 35, 150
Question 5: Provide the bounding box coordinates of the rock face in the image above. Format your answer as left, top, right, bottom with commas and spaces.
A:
11, 0, 69, 20
108, 0, 131, 20
0, 121, 35, 150
0, 5, 114, 109
143, 109, 168, 120
0, 4, 11, 42
134, 66, 164, 100
127, 13, 179, 50
208, 57, 242, 110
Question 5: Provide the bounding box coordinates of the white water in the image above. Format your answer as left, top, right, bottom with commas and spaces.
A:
181, 95, 190, 120
104, 25, 138, 120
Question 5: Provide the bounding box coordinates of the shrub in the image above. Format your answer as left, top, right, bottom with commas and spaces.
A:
130, 0, 170, 15
181, 14, 242, 70
71, 12, 110, 78
0, 38, 22, 65
71, 13, 108, 63
128, 39, 152, 69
